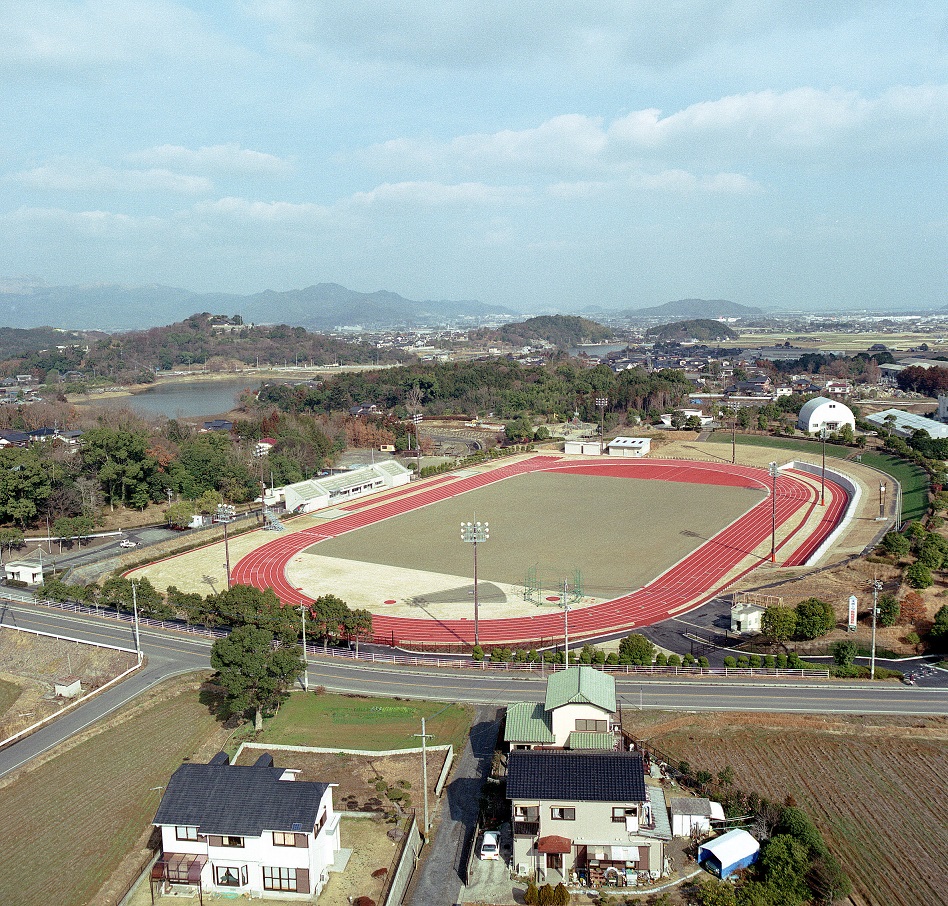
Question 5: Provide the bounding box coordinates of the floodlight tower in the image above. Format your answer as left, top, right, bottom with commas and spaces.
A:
820, 426, 827, 506
769, 462, 779, 563
461, 520, 489, 646
595, 396, 608, 455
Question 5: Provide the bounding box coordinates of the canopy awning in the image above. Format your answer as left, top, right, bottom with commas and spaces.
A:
537, 835, 572, 854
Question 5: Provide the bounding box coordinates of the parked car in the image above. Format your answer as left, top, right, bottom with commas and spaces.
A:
480, 831, 500, 860
120, 539, 137, 548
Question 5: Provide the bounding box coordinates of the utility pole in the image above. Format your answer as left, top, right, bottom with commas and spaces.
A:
414, 717, 432, 834
131, 580, 142, 665
563, 581, 571, 664
870, 578, 882, 680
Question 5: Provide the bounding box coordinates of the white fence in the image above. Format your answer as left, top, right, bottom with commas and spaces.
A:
13, 594, 830, 678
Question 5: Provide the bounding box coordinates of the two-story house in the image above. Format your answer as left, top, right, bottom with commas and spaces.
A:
504, 666, 618, 750
152, 752, 341, 899
507, 749, 670, 887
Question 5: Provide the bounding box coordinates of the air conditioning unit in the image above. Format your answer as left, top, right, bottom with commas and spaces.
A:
516, 863, 529, 877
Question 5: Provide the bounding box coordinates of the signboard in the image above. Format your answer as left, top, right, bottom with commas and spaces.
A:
848, 595, 858, 631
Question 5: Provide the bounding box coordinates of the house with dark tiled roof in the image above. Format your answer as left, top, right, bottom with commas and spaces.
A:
504, 666, 618, 750
151, 752, 341, 899
507, 749, 671, 886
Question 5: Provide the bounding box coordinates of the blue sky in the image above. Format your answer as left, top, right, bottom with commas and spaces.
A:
1, 1, 945, 312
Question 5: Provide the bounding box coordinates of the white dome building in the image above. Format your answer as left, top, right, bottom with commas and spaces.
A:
797, 396, 856, 434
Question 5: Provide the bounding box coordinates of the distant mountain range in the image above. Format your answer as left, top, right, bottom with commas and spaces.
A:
621, 299, 763, 320
0, 279, 514, 331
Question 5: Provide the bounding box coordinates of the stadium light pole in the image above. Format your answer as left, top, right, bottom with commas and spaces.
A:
820, 427, 827, 506
769, 462, 779, 564
461, 520, 489, 646
595, 395, 608, 455
879, 482, 886, 519
299, 601, 309, 691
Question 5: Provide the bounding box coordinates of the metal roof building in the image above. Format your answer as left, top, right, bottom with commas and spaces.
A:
865, 408, 948, 440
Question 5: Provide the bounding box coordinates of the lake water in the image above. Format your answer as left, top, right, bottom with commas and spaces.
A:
79, 377, 265, 419
569, 343, 631, 358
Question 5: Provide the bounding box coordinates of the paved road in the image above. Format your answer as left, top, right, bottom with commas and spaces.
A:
408, 706, 500, 906
1, 601, 946, 781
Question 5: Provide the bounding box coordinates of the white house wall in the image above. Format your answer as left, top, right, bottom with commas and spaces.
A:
550, 703, 613, 747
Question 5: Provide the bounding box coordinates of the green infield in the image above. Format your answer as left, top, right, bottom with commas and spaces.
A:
708, 433, 930, 521
253, 692, 474, 752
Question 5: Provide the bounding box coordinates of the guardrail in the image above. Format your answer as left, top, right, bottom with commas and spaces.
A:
8, 595, 833, 678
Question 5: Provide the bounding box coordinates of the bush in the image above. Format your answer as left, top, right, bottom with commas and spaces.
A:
749, 654, 761, 668
905, 563, 934, 589
794, 598, 835, 639
552, 882, 570, 905
523, 881, 540, 905
737, 655, 750, 668
723, 656, 737, 668
775, 654, 788, 669
697, 656, 710, 668
654, 652, 667, 667
683, 653, 695, 666
764, 654, 776, 668
618, 632, 654, 665
471, 644, 484, 661
877, 594, 900, 627
667, 653, 681, 667
881, 531, 910, 557
832, 640, 858, 667
605, 652, 618, 666
538, 883, 555, 906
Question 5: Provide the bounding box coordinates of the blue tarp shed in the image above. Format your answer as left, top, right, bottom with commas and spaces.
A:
698, 828, 760, 879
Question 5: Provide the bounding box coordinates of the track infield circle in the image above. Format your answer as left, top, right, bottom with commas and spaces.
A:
231, 456, 849, 646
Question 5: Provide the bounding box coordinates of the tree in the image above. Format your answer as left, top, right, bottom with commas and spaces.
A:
807, 853, 852, 905
618, 632, 654, 665
0, 527, 24, 562
759, 834, 810, 904
931, 604, 948, 647
761, 605, 797, 642
0, 447, 52, 525
877, 594, 900, 627
100, 575, 171, 618
794, 598, 835, 639
693, 880, 737, 906
832, 640, 858, 667
899, 591, 926, 625
209, 585, 298, 638
165, 499, 198, 529
904, 563, 933, 589
210, 625, 305, 730
552, 882, 570, 905
523, 881, 539, 906
880, 531, 910, 557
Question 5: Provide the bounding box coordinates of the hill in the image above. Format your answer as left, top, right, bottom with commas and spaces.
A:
645, 319, 738, 342
475, 315, 613, 349
623, 299, 762, 320
0, 280, 513, 331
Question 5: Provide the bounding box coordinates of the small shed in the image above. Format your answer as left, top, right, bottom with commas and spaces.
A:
698, 829, 760, 878
730, 602, 765, 634
564, 440, 602, 456
669, 797, 726, 837
54, 676, 82, 698
606, 437, 651, 458
5, 559, 47, 585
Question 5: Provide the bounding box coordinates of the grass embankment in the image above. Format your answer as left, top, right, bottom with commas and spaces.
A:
708, 433, 930, 520
0, 678, 21, 720
248, 692, 473, 753
0, 675, 223, 906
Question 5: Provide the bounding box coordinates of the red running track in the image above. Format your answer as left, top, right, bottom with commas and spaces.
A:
231, 456, 849, 645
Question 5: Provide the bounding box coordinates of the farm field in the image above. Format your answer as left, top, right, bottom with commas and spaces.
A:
247, 691, 473, 753
729, 330, 948, 352
627, 710, 948, 906
0, 672, 226, 906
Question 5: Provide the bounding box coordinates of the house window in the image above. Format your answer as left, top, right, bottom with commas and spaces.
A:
273, 831, 295, 846
575, 719, 608, 732
316, 810, 327, 834
175, 826, 198, 841
222, 836, 244, 848
214, 865, 246, 887
514, 806, 539, 820
612, 807, 638, 823
550, 807, 575, 821
263, 866, 298, 892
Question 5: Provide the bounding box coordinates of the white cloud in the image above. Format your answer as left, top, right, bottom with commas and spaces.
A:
11, 161, 213, 194
0, 0, 237, 68
361, 86, 948, 181
7, 206, 161, 238
192, 197, 329, 223
249, 1, 880, 70
130, 144, 294, 177
348, 181, 529, 207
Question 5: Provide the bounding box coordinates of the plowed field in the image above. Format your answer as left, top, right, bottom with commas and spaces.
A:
627, 712, 948, 906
